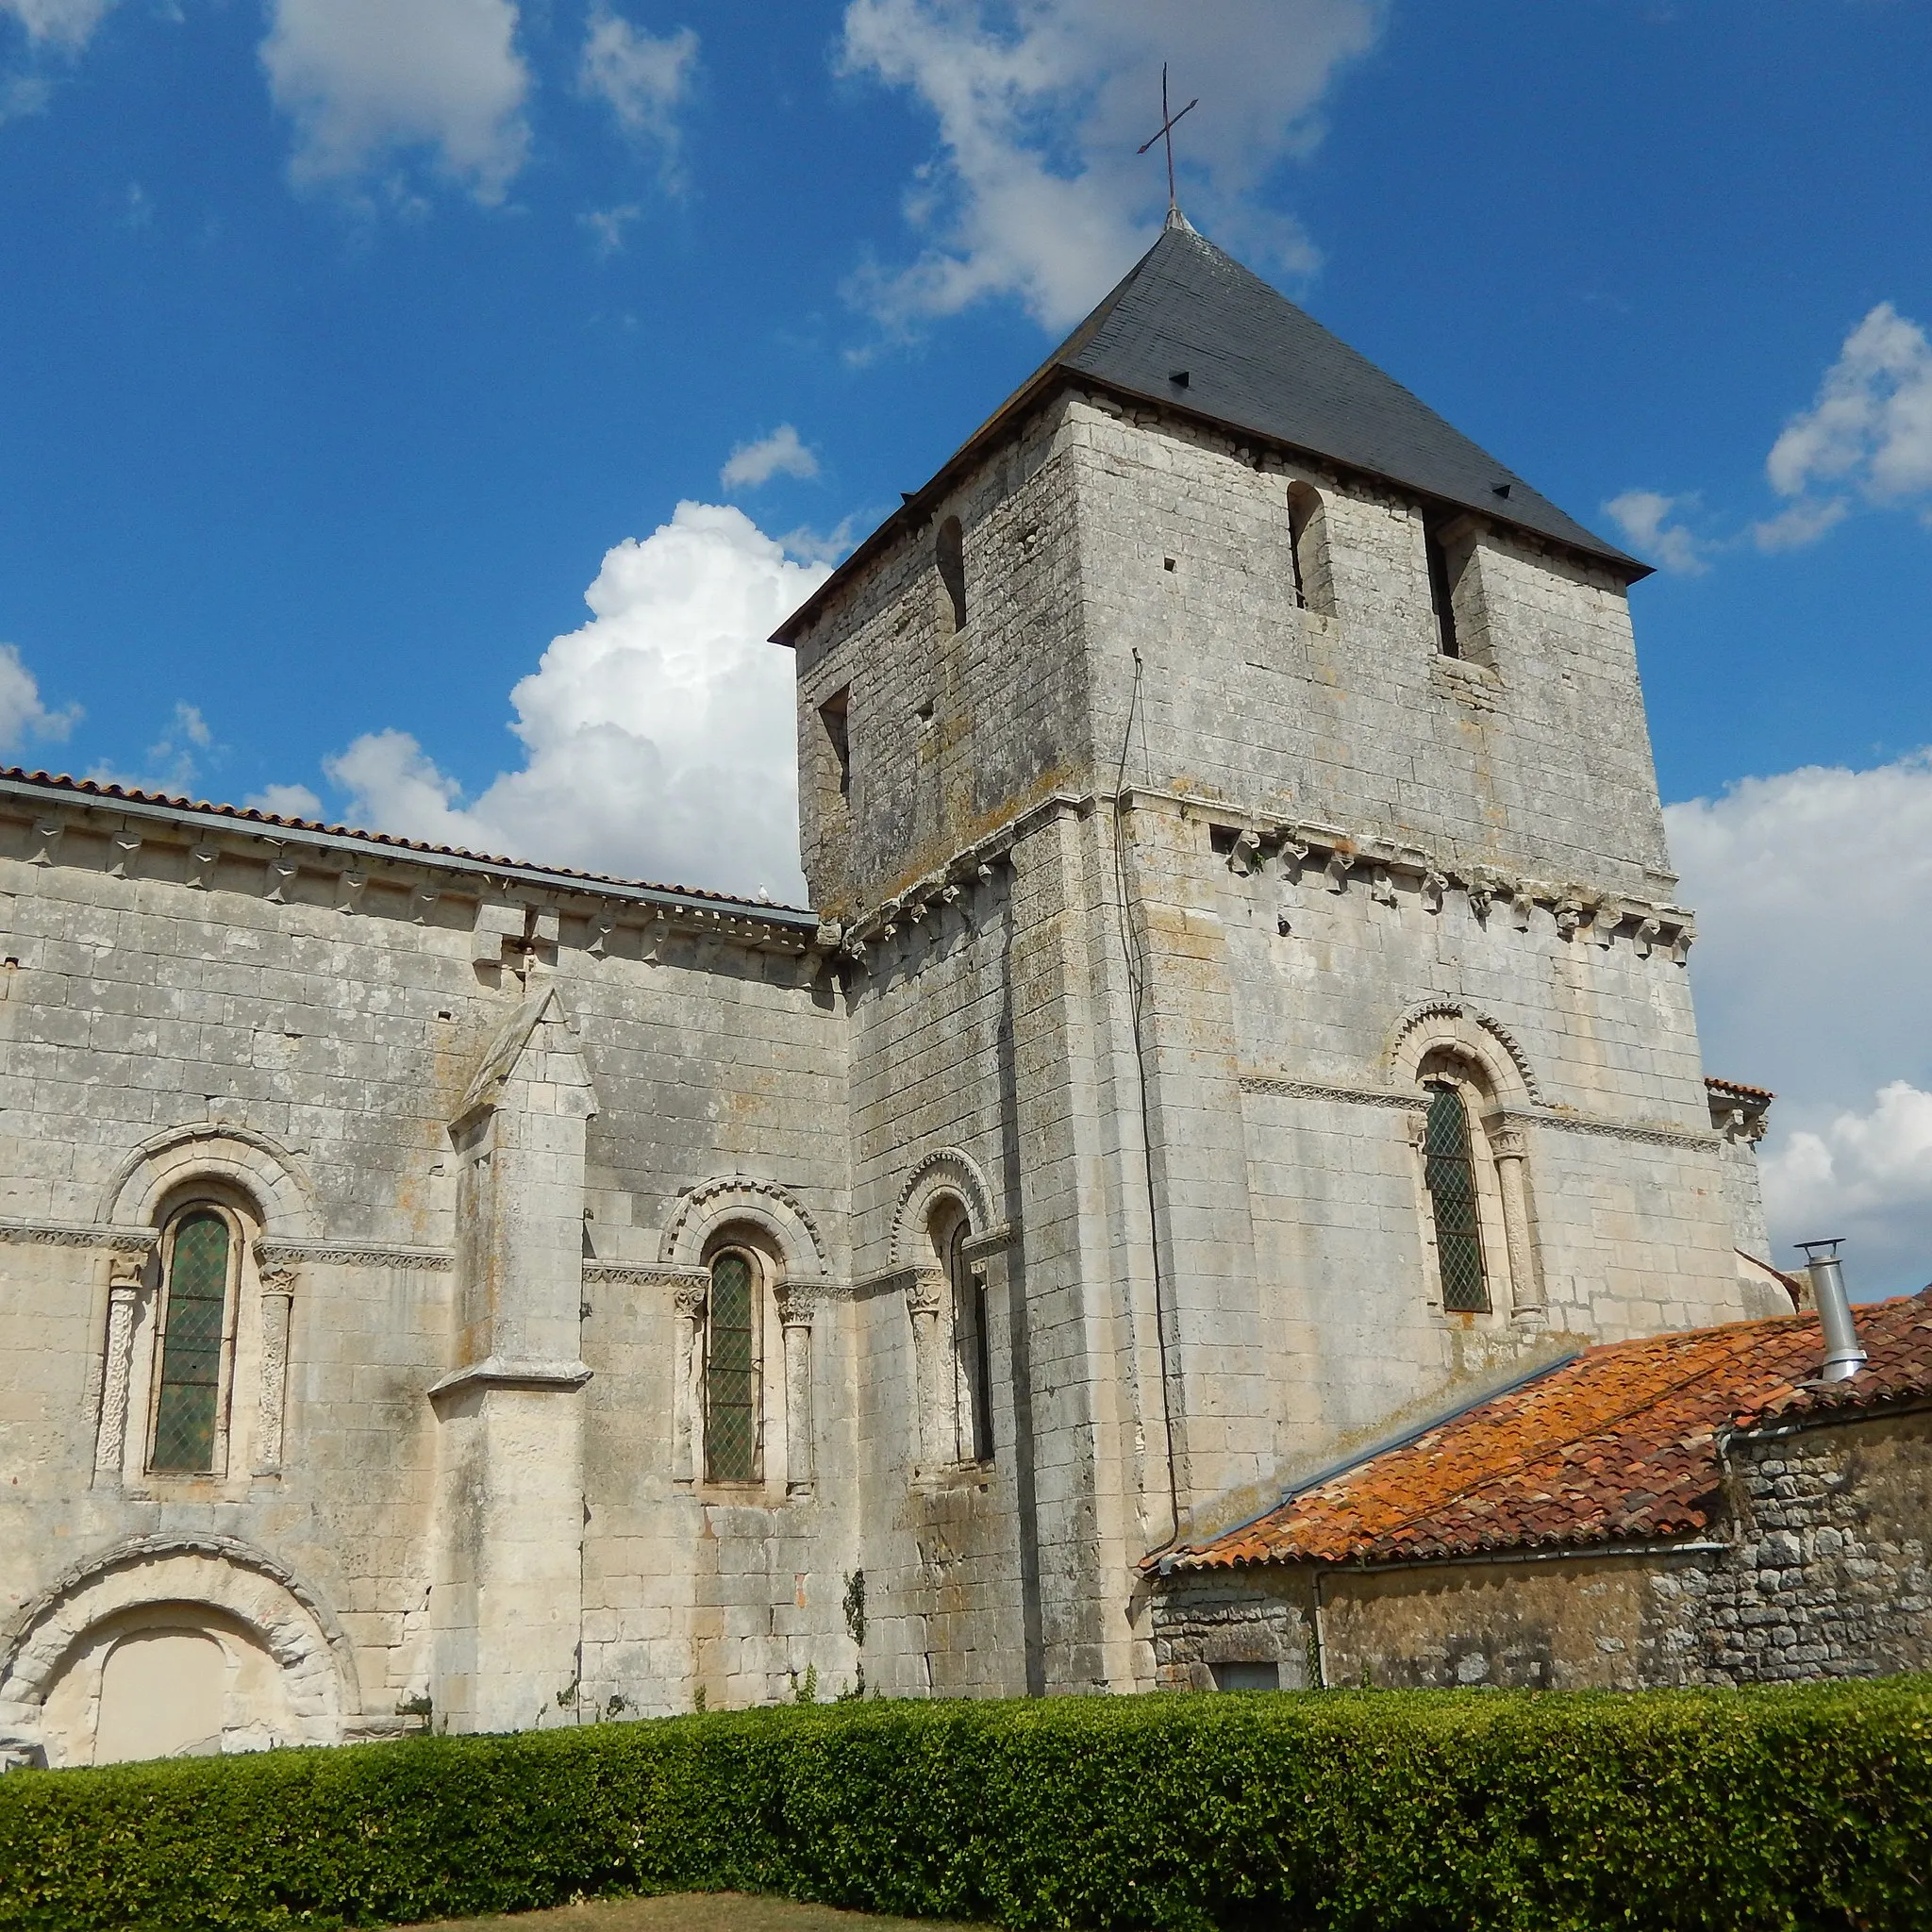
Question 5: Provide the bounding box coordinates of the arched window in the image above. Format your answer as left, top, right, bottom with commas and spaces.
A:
1287, 482, 1334, 618
935, 515, 967, 633
704, 1249, 760, 1482
148, 1208, 237, 1474
948, 1218, 993, 1462
1423, 1082, 1490, 1312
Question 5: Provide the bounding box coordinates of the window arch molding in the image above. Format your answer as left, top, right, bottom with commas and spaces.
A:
891, 1147, 995, 1271
658, 1174, 827, 1281
1384, 998, 1541, 1106
99, 1122, 316, 1240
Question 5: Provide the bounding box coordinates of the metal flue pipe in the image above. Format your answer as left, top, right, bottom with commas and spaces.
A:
1796, 1239, 1867, 1383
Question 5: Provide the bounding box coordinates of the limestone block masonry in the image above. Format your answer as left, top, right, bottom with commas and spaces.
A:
1, 217, 1790, 1765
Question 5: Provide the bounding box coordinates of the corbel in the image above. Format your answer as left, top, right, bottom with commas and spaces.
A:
264, 847, 299, 904
1420, 870, 1448, 915
107, 829, 141, 879
333, 868, 368, 915
27, 818, 61, 867
188, 842, 221, 891
1509, 886, 1535, 932
1323, 851, 1351, 895
1369, 867, 1397, 908
1635, 916, 1663, 959
411, 885, 440, 924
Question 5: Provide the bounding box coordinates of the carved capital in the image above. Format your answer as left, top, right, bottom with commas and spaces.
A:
107, 1244, 152, 1294
673, 1282, 708, 1320
774, 1280, 818, 1325
258, 1262, 299, 1298
905, 1269, 945, 1315
1490, 1124, 1529, 1161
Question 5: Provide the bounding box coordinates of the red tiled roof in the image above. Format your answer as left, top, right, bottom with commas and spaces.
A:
1162, 1289, 1932, 1572
0, 767, 812, 918
1706, 1074, 1774, 1102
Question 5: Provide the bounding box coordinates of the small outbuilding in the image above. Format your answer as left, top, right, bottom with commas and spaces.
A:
1150, 1291, 1932, 1690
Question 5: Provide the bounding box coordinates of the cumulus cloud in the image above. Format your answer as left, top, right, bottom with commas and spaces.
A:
579, 5, 696, 171
1604, 490, 1709, 575
721, 425, 819, 491
1753, 301, 1932, 551
0, 0, 112, 48
322, 503, 828, 902
244, 781, 325, 820
839, 0, 1384, 333
0, 643, 78, 752
1666, 751, 1932, 1294
261, 0, 531, 204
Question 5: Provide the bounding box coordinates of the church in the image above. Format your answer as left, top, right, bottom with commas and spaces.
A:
5, 214, 1926, 1769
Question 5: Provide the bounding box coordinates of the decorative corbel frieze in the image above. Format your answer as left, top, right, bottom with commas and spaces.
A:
1369, 867, 1397, 908
1510, 887, 1535, 932
264, 850, 299, 904
27, 820, 61, 867
1554, 894, 1586, 940
188, 843, 220, 891
1592, 901, 1621, 948
1635, 916, 1663, 958
333, 869, 367, 915
1420, 870, 1448, 915
411, 885, 440, 924
107, 830, 141, 879
1324, 851, 1352, 894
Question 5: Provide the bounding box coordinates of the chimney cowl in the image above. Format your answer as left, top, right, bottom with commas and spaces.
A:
1796, 1239, 1867, 1383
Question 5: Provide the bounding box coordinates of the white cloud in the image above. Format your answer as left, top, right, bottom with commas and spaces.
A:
721, 425, 819, 491
0, 0, 113, 49
579, 5, 696, 168
1753, 301, 1932, 551
0, 643, 78, 753
578, 202, 642, 257
1666, 751, 1932, 1294
324, 503, 828, 902
838, 0, 1384, 333
244, 781, 325, 820
1605, 489, 1709, 575
140, 700, 215, 791
261, 0, 531, 205
1750, 495, 1848, 554
1760, 1083, 1932, 1296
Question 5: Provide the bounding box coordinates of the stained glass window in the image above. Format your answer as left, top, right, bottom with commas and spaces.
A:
1424, 1083, 1490, 1313
705, 1251, 758, 1482
150, 1210, 230, 1474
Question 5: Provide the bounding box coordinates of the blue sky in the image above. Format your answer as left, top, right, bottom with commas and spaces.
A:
2, 0, 1930, 1291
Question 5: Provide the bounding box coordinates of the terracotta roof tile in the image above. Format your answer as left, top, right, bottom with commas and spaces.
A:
1162, 1289, 1932, 1572
0, 767, 813, 918
1707, 1074, 1775, 1102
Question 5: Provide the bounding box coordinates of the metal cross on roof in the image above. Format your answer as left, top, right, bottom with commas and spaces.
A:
1137, 63, 1198, 213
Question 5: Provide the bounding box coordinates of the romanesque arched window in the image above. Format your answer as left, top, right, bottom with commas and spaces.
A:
148, 1206, 238, 1474
936, 515, 967, 633
1287, 481, 1334, 619
1422, 1082, 1490, 1313
704, 1248, 761, 1482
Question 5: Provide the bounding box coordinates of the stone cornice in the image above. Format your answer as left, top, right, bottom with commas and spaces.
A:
0, 774, 826, 957
255, 1238, 452, 1272
0, 1219, 156, 1253
1238, 1072, 1719, 1152
830, 787, 1691, 971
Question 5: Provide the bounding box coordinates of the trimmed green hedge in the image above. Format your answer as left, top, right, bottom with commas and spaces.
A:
2, 1681, 1929, 1932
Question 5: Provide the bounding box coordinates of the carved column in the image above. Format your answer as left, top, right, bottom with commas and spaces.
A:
775, 1281, 816, 1491
672, 1276, 708, 1483
1491, 1124, 1544, 1321
907, 1269, 948, 1469
255, 1259, 298, 1474
92, 1245, 151, 1484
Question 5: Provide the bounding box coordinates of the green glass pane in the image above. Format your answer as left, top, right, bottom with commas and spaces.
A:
151, 1212, 229, 1473
706, 1254, 758, 1481
1424, 1086, 1490, 1314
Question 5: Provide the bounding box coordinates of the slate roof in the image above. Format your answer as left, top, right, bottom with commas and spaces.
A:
0, 767, 816, 924
776, 215, 1641, 644
1158, 1289, 1932, 1573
